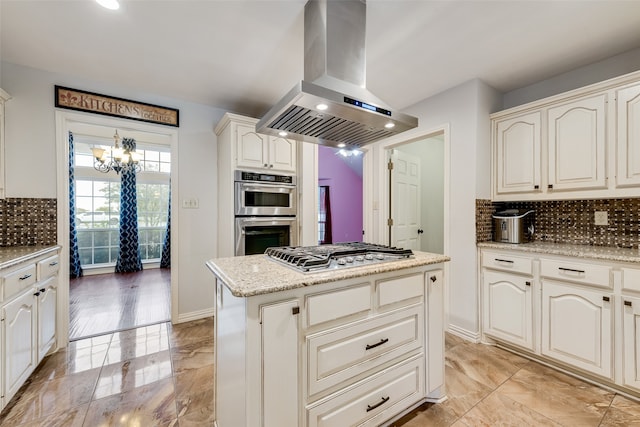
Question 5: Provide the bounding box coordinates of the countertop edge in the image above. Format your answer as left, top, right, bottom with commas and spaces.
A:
0, 245, 62, 271
477, 241, 640, 264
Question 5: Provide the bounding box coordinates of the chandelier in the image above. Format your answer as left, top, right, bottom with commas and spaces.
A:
90, 130, 141, 174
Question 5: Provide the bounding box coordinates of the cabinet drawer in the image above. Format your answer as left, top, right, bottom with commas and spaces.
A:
306, 284, 371, 328
307, 305, 423, 397
482, 251, 533, 275
2, 263, 37, 302
307, 355, 424, 427
377, 273, 423, 310
622, 268, 640, 293
540, 258, 611, 288
37, 254, 60, 279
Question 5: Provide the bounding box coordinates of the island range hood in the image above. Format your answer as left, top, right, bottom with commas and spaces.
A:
256, 0, 418, 149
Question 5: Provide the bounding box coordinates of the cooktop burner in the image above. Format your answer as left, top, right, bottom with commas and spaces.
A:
265, 242, 413, 272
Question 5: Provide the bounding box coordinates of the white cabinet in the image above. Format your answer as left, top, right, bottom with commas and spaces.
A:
493, 111, 541, 195
36, 277, 57, 362
0, 88, 11, 199
622, 295, 640, 391
547, 94, 607, 191
616, 82, 640, 188
483, 270, 533, 351
541, 280, 612, 378
2, 287, 37, 405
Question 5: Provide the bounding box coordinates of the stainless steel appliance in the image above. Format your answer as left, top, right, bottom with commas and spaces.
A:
234, 170, 298, 256
265, 242, 413, 273
234, 170, 296, 216
493, 209, 535, 244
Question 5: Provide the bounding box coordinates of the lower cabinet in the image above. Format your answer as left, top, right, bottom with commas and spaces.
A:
37, 277, 57, 362
541, 280, 612, 378
482, 270, 533, 351
2, 288, 37, 405
623, 295, 640, 390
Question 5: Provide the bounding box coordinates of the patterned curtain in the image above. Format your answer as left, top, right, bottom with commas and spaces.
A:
69, 131, 83, 278
160, 183, 171, 269
115, 137, 143, 273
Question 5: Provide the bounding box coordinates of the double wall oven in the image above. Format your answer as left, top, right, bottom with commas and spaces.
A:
234, 170, 298, 256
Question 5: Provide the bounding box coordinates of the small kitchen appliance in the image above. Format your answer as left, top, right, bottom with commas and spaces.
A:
265, 242, 413, 273
492, 209, 535, 244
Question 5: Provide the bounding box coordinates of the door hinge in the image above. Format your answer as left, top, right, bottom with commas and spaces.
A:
388, 160, 394, 170
387, 218, 394, 226
292, 307, 300, 315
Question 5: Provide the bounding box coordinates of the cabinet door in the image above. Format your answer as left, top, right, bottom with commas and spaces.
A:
541, 280, 612, 378
3, 289, 37, 403
268, 136, 296, 173
483, 270, 533, 351
261, 300, 299, 427
494, 112, 541, 195
617, 83, 640, 187
426, 270, 444, 397
37, 277, 57, 362
235, 123, 268, 170
623, 296, 640, 391
547, 94, 607, 191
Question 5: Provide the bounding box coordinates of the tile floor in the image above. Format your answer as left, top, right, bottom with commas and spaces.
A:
2, 319, 640, 426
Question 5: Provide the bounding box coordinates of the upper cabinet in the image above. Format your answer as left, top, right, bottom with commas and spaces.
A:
491, 70, 640, 201
0, 88, 11, 199
219, 114, 297, 174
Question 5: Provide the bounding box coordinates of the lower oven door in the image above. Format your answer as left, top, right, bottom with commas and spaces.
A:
235, 217, 298, 256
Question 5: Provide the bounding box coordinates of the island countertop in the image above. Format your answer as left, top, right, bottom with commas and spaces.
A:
206, 251, 450, 297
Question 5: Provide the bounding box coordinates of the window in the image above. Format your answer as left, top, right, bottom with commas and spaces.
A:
74, 134, 170, 268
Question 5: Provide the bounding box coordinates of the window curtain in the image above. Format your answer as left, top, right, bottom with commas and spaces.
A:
115, 137, 143, 273
69, 131, 83, 278
320, 186, 333, 244
160, 183, 171, 269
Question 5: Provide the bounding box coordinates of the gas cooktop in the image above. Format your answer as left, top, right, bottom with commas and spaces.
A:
265, 242, 413, 273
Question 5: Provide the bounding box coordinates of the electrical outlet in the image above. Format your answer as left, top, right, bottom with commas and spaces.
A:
594, 211, 608, 226
182, 198, 199, 209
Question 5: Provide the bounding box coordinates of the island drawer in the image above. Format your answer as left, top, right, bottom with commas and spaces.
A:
37, 254, 60, 279
622, 268, 640, 293
2, 263, 37, 302
540, 258, 611, 288
307, 305, 423, 397
306, 283, 371, 328
306, 355, 424, 427
376, 273, 423, 310
482, 250, 533, 276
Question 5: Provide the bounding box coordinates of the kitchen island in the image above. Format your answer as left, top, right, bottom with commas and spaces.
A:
206, 249, 450, 427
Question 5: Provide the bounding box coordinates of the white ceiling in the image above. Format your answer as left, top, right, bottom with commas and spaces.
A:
2, 0, 640, 118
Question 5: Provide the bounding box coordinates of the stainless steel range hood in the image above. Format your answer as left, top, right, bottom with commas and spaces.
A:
256, 0, 418, 149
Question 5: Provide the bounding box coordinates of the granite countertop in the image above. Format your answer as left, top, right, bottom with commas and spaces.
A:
0, 245, 61, 271
206, 251, 450, 297
478, 241, 640, 264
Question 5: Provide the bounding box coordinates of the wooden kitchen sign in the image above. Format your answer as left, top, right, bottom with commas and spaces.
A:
55, 85, 179, 127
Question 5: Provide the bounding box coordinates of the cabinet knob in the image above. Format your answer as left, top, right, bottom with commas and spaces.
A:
417, 229, 424, 234
534, 185, 539, 190
548, 184, 554, 189
263, 163, 268, 167
430, 275, 437, 283
624, 300, 632, 307
269, 164, 273, 168
603, 296, 610, 302
40, 288, 46, 293
34, 291, 40, 297
525, 281, 531, 286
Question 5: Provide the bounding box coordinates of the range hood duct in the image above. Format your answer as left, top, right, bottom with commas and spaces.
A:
256, 0, 418, 149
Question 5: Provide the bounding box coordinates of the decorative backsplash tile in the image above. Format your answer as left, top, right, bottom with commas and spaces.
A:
0, 198, 57, 246
476, 198, 640, 249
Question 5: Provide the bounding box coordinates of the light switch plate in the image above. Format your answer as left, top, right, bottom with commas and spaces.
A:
182, 198, 199, 209
594, 211, 608, 226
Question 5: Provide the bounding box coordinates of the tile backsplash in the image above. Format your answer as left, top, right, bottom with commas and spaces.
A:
476, 198, 640, 249
0, 198, 57, 246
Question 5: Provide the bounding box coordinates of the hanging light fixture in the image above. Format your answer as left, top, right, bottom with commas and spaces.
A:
91, 130, 141, 174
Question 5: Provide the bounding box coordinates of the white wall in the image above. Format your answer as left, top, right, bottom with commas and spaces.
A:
399, 79, 501, 337
1, 61, 225, 322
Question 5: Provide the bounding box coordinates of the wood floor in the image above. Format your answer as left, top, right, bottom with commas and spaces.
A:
69, 269, 171, 341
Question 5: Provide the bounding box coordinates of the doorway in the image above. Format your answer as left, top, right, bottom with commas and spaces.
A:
56, 112, 178, 346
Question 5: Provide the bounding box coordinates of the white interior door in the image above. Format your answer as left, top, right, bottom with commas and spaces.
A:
390, 149, 421, 249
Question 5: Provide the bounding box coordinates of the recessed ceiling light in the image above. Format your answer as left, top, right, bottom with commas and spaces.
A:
96, 0, 120, 10
316, 103, 328, 111
384, 122, 395, 129
337, 143, 346, 148
278, 131, 288, 137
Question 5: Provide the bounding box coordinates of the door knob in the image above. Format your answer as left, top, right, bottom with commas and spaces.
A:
417, 229, 424, 234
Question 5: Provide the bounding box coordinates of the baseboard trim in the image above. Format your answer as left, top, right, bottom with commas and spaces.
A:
175, 308, 214, 324
447, 324, 480, 343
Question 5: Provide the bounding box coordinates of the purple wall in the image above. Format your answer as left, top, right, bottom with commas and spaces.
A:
318, 146, 363, 243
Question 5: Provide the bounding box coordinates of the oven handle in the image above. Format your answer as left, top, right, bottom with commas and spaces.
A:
238, 182, 296, 191
237, 217, 296, 223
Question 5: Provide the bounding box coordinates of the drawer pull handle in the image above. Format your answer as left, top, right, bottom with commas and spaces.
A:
366, 396, 390, 412
49, 261, 58, 266
365, 338, 389, 351
34, 291, 40, 297
603, 296, 610, 302
19, 274, 32, 280
558, 267, 585, 274
40, 288, 46, 293
525, 281, 531, 287
625, 300, 633, 307
494, 258, 514, 264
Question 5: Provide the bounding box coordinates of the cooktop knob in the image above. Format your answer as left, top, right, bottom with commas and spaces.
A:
346, 257, 354, 263
364, 254, 374, 260
376, 253, 385, 260
337, 258, 347, 265
355, 256, 364, 262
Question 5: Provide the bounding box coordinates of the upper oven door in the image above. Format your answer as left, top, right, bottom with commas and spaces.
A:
235, 182, 297, 216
